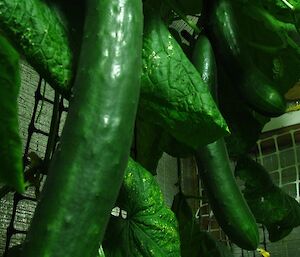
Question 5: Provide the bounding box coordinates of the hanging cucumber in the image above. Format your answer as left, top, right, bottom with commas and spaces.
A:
0, 0, 73, 94
207, 0, 286, 117
193, 35, 259, 250
192, 35, 218, 101
0, 34, 24, 193
235, 155, 300, 242
22, 1, 143, 257
195, 140, 259, 250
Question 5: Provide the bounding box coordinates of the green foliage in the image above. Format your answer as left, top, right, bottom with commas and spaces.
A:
139, 7, 228, 150
235, 155, 300, 242
0, 0, 73, 94
0, 34, 24, 193
103, 158, 180, 257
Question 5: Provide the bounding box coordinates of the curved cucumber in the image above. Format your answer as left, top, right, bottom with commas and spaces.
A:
22, 1, 143, 257
0, 34, 24, 193
241, 69, 286, 116
195, 140, 259, 250
207, 0, 286, 117
192, 35, 259, 250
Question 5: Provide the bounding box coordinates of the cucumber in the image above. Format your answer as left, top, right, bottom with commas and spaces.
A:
207, 0, 286, 117
0, 0, 73, 94
193, 35, 259, 250
22, 1, 143, 257
192, 35, 217, 101
0, 34, 24, 193
195, 141, 259, 250
235, 155, 300, 242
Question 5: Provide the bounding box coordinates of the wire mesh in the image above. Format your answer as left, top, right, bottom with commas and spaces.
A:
0, 61, 68, 256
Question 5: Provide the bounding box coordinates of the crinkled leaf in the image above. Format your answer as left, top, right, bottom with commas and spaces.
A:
235, 156, 300, 241
0, 0, 75, 93
172, 193, 233, 257
139, 9, 228, 150
103, 158, 180, 257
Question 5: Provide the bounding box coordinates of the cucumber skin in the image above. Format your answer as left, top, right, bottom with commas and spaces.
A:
192, 35, 218, 101
0, 0, 73, 94
0, 34, 24, 193
207, 0, 286, 117
196, 140, 259, 250
22, 1, 143, 257
192, 35, 259, 250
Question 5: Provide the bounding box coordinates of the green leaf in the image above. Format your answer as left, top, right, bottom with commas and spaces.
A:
103, 158, 180, 257
139, 8, 229, 150
235, 156, 300, 241
172, 193, 233, 257
0, 34, 24, 193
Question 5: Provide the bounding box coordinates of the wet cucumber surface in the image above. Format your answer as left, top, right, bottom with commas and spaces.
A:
22, 0, 143, 256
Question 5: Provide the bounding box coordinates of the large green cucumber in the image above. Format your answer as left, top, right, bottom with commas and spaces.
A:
195, 141, 259, 250
193, 35, 259, 250
207, 0, 286, 117
0, 34, 24, 193
22, 1, 143, 257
